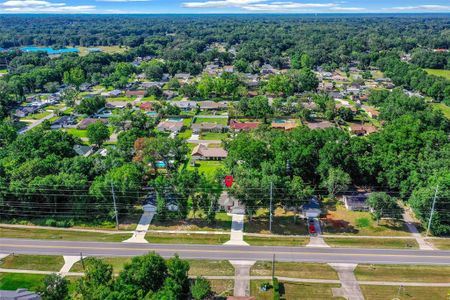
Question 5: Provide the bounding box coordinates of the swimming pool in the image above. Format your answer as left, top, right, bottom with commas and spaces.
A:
273, 119, 287, 123
21, 47, 80, 55
155, 161, 166, 168
168, 118, 183, 122
147, 111, 158, 117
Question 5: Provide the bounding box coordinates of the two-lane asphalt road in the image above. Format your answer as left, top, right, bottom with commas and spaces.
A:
2, 238, 450, 265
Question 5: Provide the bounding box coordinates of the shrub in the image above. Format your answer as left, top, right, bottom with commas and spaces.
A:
356, 217, 370, 228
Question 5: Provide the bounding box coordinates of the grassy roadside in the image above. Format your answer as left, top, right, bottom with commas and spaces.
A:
360, 285, 450, 300
244, 235, 309, 246
0, 227, 131, 242
324, 237, 419, 249
71, 257, 132, 273
0, 273, 46, 291
0, 254, 64, 272
251, 280, 342, 300
147, 212, 231, 232
251, 261, 338, 279
145, 232, 230, 244
428, 238, 450, 250
210, 279, 234, 298
355, 264, 450, 283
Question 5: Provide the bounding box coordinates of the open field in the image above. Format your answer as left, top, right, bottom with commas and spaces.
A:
360, 285, 450, 300
355, 264, 450, 283
0, 227, 131, 242
0, 254, 64, 272
78, 46, 128, 56
251, 280, 342, 300
146, 232, 230, 244
245, 207, 308, 235
244, 235, 309, 246
187, 260, 235, 276
0, 273, 45, 291
251, 262, 338, 279
324, 237, 419, 249
148, 211, 231, 232
322, 201, 410, 236
424, 68, 450, 80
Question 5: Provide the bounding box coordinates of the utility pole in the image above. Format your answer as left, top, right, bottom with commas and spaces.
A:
111, 182, 119, 230
426, 185, 439, 236
269, 181, 273, 233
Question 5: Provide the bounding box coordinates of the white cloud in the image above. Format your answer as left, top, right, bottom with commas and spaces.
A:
183, 0, 265, 8
389, 5, 450, 11
241, 2, 337, 11
329, 6, 365, 11
0, 0, 95, 12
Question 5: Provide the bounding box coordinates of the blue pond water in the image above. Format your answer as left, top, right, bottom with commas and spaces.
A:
21, 47, 79, 55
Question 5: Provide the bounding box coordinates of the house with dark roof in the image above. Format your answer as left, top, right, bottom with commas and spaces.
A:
300, 197, 321, 218
77, 118, 107, 130
51, 116, 76, 129
343, 193, 370, 211
198, 101, 228, 111
0, 288, 41, 300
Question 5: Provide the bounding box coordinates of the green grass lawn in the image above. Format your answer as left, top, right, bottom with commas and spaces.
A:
71, 257, 132, 273
424, 68, 450, 80
244, 235, 309, 246
182, 118, 192, 126
355, 264, 450, 283
0, 254, 64, 272
145, 232, 230, 244
251, 280, 342, 300
200, 132, 228, 140
245, 207, 308, 235
360, 285, 450, 300
0, 69, 8, 74
64, 128, 88, 138
428, 238, 450, 250
106, 96, 136, 102
324, 237, 419, 249
322, 201, 411, 236
432, 103, 450, 119
148, 211, 231, 232
194, 117, 228, 125
0, 273, 46, 291
187, 160, 225, 177
178, 129, 192, 139
0, 227, 131, 242
188, 260, 235, 276
78, 46, 128, 56
24, 111, 51, 120
251, 262, 338, 279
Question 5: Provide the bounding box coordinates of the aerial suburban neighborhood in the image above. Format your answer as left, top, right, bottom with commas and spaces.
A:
0, 11, 450, 300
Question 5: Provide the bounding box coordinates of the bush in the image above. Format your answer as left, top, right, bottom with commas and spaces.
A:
272, 277, 280, 300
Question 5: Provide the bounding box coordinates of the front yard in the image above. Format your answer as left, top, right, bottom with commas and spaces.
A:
245, 207, 308, 235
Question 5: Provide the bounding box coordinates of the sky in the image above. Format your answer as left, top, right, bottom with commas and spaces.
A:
0, 0, 450, 14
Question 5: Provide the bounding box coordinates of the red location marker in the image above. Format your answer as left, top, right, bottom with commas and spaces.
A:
224, 175, 234, 188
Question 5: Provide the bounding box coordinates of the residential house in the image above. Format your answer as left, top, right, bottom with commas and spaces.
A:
362, 106, 380, 119
157, 120, 184, 133
139, 102, 154, 111
191, 122, 226, 134
204, 64, 220, 75
0, 288, 41, 300
218, 191, 238, 213
349, 123, 378, 136
73, 145, 93, 157
223, 65, 234, 73
229, 120, 260, 132
101, 89, 122, 97
172, 100, 197, 111
106, 101, 130, 109
79, 83, 94, 92
343, 193, 370, 211
198, 101, 228, 111
50, 116, 75, 129
162, 90, 177, 100
174, 73, 191, 84
243, 73, 259, 88
191, 144, 228, 162
261, 64, 276, 75
77, 118, 107, 130
336, 103, 358, 114
140, 82, 164, 89
126, 90, 146, 97
306, 120, 334, 130
14, 106, 39, 118
271, 120, 298, 131
300, 197, 321, 218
